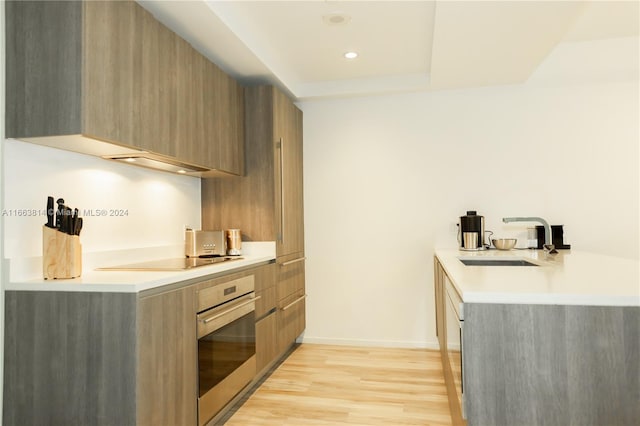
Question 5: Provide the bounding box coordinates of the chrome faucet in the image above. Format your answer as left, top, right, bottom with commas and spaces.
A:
502, 216, 558, 254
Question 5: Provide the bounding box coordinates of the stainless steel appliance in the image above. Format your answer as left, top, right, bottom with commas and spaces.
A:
459, 211, 485, 251
186, 229, 226, 257
197, 276, 259, 425
225, 229, 242, 256
445, 275, 465, 418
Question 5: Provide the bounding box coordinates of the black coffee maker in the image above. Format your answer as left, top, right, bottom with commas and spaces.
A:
459, 211, 486, 251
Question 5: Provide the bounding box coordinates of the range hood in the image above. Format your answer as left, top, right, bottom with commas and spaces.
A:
15, 135, 233, 178
105, 154, 207, 175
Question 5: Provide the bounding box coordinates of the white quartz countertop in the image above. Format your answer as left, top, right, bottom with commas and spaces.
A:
435, 249, 640, 306
5, 242, 276, 293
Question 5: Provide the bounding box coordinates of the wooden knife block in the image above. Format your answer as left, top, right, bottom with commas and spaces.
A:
42, 225, 82, 279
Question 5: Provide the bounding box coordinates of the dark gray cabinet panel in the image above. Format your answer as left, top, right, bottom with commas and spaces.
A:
463, 303, 640, 426
6, 0, 83, 137
3, 291, 137, 426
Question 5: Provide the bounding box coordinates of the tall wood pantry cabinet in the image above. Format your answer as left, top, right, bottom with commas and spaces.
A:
202, 85, 305, 362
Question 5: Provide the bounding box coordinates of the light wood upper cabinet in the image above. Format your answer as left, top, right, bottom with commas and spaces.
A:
201, 57, 245, 175
82, 1, 139, 148
6, 0, 243, 175
217, 72, 245, 174
202, 85, 304, 259
175, 38, 204, 165
136, 7, 178, 156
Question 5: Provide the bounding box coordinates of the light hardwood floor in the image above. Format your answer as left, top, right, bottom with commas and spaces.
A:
223, 344, 452, 425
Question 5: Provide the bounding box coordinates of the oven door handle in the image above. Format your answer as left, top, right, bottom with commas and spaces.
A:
201, 295, 262, 324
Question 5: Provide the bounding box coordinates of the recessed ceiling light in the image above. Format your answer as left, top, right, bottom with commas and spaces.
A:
344, 51, 358, 59
322, 13, 351, 26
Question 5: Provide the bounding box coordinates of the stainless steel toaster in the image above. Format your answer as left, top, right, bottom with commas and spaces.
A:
185, 229, 226, 257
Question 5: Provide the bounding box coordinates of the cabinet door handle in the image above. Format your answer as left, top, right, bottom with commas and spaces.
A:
281, 257, 306, 267
281, 294, 306, 311
201, 295, 261, 324
277, 137, 285, 244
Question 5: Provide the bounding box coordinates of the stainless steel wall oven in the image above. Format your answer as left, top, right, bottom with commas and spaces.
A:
196, 275, 259, 426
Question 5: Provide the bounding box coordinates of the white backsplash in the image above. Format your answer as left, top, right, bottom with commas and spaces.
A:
3, 139, 202, 260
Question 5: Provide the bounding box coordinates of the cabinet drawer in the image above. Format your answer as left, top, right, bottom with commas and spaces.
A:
277, 257, 305, 301
277, 290, 306, 354
196, 275, 254, 312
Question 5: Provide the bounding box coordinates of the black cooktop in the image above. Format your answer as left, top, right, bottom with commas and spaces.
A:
97, 256, 243, 271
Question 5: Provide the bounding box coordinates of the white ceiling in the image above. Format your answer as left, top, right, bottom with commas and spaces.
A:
138, 0, 640, 100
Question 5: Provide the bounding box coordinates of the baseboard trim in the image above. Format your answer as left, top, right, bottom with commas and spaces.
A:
299, 336, 440, 350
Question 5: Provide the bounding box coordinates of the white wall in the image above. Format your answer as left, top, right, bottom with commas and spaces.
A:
3, 140, 201, 265
299, 37, 639, 348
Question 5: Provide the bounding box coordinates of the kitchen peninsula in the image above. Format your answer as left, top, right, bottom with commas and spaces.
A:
434, 249, 639, 426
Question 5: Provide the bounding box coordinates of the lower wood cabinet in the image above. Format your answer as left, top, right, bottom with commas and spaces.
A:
463, 303, 639, 426
434, 255, 640, 426
433, 257, 465, 426
255, 264, 279, 374
3, 291, 138, 426
2, 261, 301, 426
433, 257, 446, 354
276, 258, 306, 354
277, 290, 306, 355
137, 285, 198, 426
256, 313, 278, 374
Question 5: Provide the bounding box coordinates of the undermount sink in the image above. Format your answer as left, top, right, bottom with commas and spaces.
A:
459, 258, 538, 267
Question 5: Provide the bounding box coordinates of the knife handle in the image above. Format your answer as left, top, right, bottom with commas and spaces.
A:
70, 208, 78, 235
55, 198, 65, 230
46, 196, 55, 228
75, 217, 83, 236
64, 207, 73, 235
